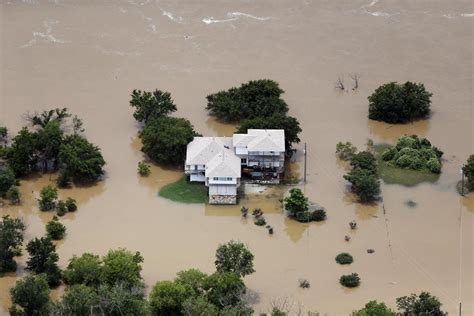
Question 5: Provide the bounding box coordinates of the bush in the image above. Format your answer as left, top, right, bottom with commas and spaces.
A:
295, 211, 312, 222
335, 253, 353, 265
368, 81, 432, 123
38, 185, 58, 211
6, 185, 21, 204
57, 200, 67, 216
350, 151, 377, 173
463, 155, 474, 189
137, 161, 151, 176
426, 158, 441, 174
311, 209, 326, 221
336, 142, 357, 161
381, 147, 397, 161
284, 188, 308, 217
344, 168, 380, 203
339, 273, 360, 288
254, 217, 266, 226
65, 197, 77, 212
46, 216, 66, 240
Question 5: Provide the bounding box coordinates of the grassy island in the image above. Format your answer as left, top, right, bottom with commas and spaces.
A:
159, 176, 208, 204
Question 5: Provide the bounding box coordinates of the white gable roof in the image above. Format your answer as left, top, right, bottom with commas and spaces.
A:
185, 137, 232, 166
232, 129, 285, 152
205, 151, 241, 178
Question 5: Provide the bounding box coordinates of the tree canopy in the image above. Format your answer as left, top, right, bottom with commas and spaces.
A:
353, 300, 396, 316
284, 188, 308, 217
139, 116, 199, 165
9, 275, 51, 315
236, 114, 302, 154
215, 240, 255, 277
0, 215, 25, 273
344, 167, 380, 202
58, 134, 106, 184
26, 236, 62, 286
381, 135, 442, 173
4, 127, 38, 176
101, 248, 144, 288
463, 155, 474, 189
0, 162, 15, 196
368, 81, 432, 123
129, 89, 177, 124
206, 79, 289, 121
396, 291, 446, 315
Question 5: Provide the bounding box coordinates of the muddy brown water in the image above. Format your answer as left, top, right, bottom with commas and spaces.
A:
1, 0, 473, 314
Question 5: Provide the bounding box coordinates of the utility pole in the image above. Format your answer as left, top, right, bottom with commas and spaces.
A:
303, 143, 307, 184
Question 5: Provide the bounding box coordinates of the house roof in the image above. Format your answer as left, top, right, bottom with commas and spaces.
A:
205, 150, 241, 178
232, 129, 285, 152
185, 137, 233, 166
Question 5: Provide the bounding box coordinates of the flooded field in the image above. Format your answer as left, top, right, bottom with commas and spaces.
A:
1, 0, 473, 314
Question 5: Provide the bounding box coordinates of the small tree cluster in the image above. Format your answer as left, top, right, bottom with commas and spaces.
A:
0, 215, 25, 273
1, 109, 106, 185
336, 141, 357, 161
462, 155, 474, 190
284, 188, 327, 222
368, 81, 432, 123
37, 185, 77, 216
46, 216, 66, 240
344, 150, 380, 203
381, 135, 443, 173
137, 161, 151, 176
339, 273, 360, 288
26, 236, 62, 286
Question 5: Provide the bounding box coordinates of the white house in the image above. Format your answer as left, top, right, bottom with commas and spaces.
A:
185, 129, 285, 204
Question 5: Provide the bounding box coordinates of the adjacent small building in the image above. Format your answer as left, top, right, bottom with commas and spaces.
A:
184, 129, 285, 204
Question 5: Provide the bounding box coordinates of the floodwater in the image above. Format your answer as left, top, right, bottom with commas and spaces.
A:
1, 0, 473, 314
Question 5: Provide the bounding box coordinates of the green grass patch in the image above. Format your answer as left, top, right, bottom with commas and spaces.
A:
159, 176, 208, 203
374, 144, 440, 187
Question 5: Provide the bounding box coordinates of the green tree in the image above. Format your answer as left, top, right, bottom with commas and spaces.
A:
46, 216, 66, 240
9, 275, 51, 315
203, 272, 245, 309
54, 284, 99, 315
0, 125, 7, 145
339, 273, 360, 288
63, 252, 102, 287
101, 248, 144, 288
344, 168, 380, 202
38, 185, 58, 211
0, 215, 25, 273
396, 291, 446, 315
29, 108, 71, 128
26, 236, 62, 286
463, 155, 474, 189
58, 134, 106, 184
6, 185, 21, 204
35, 120, 63, 172
236, 114, 302, 154
335, 253, 353, 265
284, 188, 308, 217
139, 116, 198, 165
149, 280, 193, 315
206, 79, 289, 121
4, 127, 37, 176
175, 268, 208, 295
368, 81, 432, 123
219, 302, 254, 316
353, 300, 396, 316
0, 162, 15, 196
129, 89, 177, 124
350, 151, 377, 173
182, 296, 218, 316
215, 240, 255, 277
137, 161, 151, 176
96, 283, 149, 316
65, 197, 77, 212
336, 141, 357, 161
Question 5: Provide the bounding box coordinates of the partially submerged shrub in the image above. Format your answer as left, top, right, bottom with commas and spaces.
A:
57, 200, 67, 216
339, 273, 360, 288
137, 161, 151, 176
335, 253, 353, 265
38, 185, 58, 211
46, 216, 66, 240
311, 209, 326, 221
6, 186, 21, 204
336, 142, 357, 161
65, 197, 77, 212
299, 279, 310, 288
254, 217, 266, 226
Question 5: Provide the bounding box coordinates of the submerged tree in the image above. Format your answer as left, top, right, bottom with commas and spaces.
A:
462, 155, 474, 190
58, 134, 106, 184
4, 127, 38, 176
344, 168, 380, 203
368, 81, 432, 123
0, 215, 26, 273
26, 237, 62, 286
283, 188, 308, 217
9, 274, 51, 315
396, 291, 446, 315
206, 79, 289, 121
215, 240, 255, 277
139, 116, 199, 165
130, 89, 177, 124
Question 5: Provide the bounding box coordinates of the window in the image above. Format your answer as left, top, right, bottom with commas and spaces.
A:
213, 177, 219, 180
194, 165, 198, 170
241, 158, 247, 164
227, 177, 233, 181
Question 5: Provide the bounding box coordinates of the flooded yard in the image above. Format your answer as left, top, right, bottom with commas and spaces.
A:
1, 0, 473, 314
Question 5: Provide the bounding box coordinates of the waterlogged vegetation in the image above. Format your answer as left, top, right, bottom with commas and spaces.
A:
159, 176, 208, 203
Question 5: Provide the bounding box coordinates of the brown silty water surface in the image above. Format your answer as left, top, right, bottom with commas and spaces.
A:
1, 0, 473, 314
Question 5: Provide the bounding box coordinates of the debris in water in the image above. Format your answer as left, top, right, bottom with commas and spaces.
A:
367, 249, 375, 254
345, 235, 351, 242
349, 220, 357, 230
299, 279, 310, 288
405, 200, 417, 208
